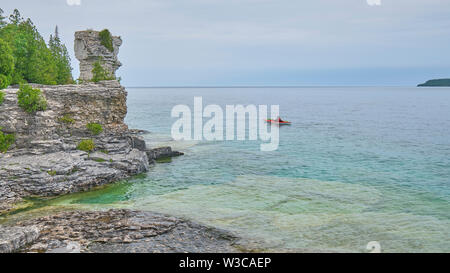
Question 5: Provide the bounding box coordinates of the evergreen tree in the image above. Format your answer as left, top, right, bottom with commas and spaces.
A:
49, 26, 73, 84
9, 9, 22, 25
0, 8, 7, 28
0, 38, 14, 89
1, 16, 57, 84
54, 25, 59, 39
0, 9, 73, 85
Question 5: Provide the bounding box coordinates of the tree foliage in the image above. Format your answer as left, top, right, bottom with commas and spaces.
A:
0, 75, 10, 90
49, 26, 73, 84
0, 8, 6, 28
0, 38, 14, 89
0, 9, 73, 85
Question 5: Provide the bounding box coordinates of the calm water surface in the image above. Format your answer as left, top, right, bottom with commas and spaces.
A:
28, 87, 450, 252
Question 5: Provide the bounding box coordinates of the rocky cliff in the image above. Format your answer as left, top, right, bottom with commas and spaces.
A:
74, 30, 122, 81
0, 81, 128, 149
0, 81, 182, 215
0, 81, 146, 213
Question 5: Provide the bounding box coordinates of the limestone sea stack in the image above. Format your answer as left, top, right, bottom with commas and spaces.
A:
74, 30, 122, 81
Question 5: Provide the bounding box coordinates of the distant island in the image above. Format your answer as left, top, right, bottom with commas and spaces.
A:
418, 79, 450, 87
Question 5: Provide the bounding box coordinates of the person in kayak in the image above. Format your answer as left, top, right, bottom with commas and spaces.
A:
277, 117, 285, 122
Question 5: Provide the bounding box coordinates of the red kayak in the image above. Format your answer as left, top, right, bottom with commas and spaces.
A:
265, 119, 291, 125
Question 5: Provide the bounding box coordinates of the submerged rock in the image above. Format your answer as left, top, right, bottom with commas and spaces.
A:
146, 146, 184, 161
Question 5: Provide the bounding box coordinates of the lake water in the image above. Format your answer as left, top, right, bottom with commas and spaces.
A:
52, 87, 450, 252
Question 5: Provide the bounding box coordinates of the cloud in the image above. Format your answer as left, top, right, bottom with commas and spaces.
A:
367, 0, 381, 6
66, 0, 81, 6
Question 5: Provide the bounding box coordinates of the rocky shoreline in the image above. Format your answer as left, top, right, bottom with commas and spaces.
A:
0, 80, 224, 253
0, 209, 241, 253
0, 80, 182, 215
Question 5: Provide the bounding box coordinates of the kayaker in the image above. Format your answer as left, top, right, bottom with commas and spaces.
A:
277, 117, 284, 122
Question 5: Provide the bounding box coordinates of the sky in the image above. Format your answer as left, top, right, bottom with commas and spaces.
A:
1, 0, 450, 86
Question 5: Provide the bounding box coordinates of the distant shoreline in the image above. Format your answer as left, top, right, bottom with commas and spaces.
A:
125, 85, 436, 89
418, 79, 450, 87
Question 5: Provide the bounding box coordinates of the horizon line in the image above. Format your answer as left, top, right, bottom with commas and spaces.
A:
124, 85, 423, 89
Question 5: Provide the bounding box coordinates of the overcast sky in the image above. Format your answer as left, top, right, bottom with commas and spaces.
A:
1, 0, 450, 86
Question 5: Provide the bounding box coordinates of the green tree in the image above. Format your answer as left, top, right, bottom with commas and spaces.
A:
0, 12, 55, 84
0, 38, 14, 89
0, 9, 73, 85
8, 9, 22, 25
49, 26, 73, 84
0, 8, 7, 28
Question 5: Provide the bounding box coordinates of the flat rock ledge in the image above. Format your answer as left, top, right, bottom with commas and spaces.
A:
2, 209, 241, 253
0, 225, 40, 253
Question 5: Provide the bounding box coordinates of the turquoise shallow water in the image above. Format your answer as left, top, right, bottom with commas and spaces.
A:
55, 87, 450, 252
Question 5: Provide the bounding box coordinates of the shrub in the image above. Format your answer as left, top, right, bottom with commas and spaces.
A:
77, 139, 95, 152
99, 29, 114, 52
47, 170, 57, 176
17, 84, 47, 113
86, 123, 103, 135
0, 127, 15, 153
0, 91, 4, 105
91, 59, 115, 83
59, 114, 75, 124
0, 74, 10, 90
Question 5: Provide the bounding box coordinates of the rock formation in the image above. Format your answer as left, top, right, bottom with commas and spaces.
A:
0, 81, 128, 148
0, 81, 182, 214
3, 209, 241, 253
74, 30, 122, 81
